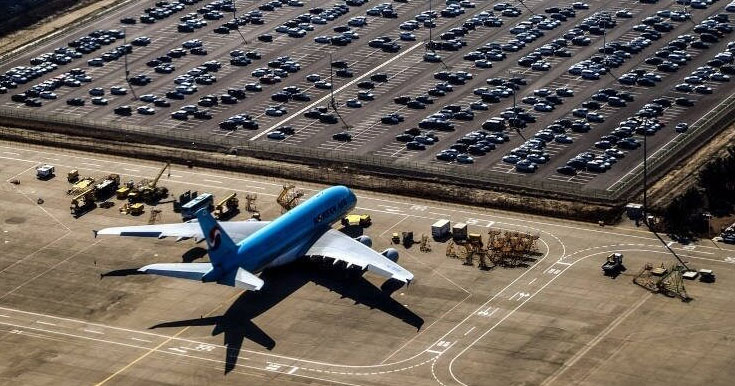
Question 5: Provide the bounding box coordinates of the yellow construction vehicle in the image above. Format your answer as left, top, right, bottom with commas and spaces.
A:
128, 162, 171, 203
116, 186, 131, 199
119, 203, 144, 215
468, 233, 483, 244
67, 169, 79, 183
70, 188, 96, 217
341, 214, 371, 227
276, 184, 303, 212
67, 177, 95, 195
214, 192, 239, 219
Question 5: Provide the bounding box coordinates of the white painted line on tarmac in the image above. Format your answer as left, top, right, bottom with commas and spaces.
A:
288, 367, 299, 374
202, 179, 222, 184
463, 326, 475, 336
81, 162, 102, 167
130, 337, 152, 343
528, 278, 537, 285
36, 321, 56, 326
84, 329, 104, 334
428, 212, 451, 217
169, 347, 187, 353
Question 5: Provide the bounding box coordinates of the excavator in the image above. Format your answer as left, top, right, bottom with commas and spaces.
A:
122, 162, 171, 204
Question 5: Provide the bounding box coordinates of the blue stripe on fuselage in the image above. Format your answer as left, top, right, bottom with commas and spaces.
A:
227, 186, 357, 273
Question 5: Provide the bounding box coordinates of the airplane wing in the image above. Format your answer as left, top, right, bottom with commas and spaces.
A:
95, 220, 270, 244
306, 229, 414, 283
138, 263, 264, 291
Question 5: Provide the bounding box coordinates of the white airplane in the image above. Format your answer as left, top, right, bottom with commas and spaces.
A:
95, 186, 413, 290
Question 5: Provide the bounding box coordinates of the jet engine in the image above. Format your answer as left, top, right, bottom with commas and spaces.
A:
355, 235, 372, 247
381, 248, 399, 262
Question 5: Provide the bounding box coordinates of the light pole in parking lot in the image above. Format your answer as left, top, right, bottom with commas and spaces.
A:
232, 6, 248, 44
328, 53, 351, 131
122, 28, 138, 100
508, 69, 525, 140
642, 117, 648, 224
428, 0, 432, 46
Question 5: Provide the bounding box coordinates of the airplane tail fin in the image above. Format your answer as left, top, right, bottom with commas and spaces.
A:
195, 208, 238, 268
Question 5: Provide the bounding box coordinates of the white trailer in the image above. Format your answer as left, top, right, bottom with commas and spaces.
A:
431, 219, 451, 239
36, 164, 55, 179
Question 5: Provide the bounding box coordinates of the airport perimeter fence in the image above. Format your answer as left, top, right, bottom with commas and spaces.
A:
607, 93, 735, 199
0, 106, 623, 203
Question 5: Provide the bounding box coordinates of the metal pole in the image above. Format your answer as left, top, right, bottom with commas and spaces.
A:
428, 0, 432, 51
123, 28, 138, 100
643, 119, 648, 223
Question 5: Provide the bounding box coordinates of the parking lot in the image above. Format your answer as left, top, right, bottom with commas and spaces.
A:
1, 0, 734, 193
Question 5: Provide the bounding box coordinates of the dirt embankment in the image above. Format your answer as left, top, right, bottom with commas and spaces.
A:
0, 126, 622, 223
647, 123, 735, 213
0, 0, 116, 57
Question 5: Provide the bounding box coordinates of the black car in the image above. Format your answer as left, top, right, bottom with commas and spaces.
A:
394, 95, 410, 105
114, 105, 132, 115
219, 120, 238, 130
331, 60, 349, 68
25, 98, 42, 107
66, 97, 84, 106
11, 93, 27, 102
221, 94, 238, 104
332, 131, 352, 141
228, 88, 247, 99
166, 91, 185, 100
154, 99, 171, 107
271, 92, 290, 102
336, 69, 353, 78
675, 97, 695, 107
556, 165, 577, 175
194, 110, 212, 119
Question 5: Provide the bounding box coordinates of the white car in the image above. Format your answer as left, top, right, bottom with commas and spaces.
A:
267, 131, 286, 140
39, 91, 57, 99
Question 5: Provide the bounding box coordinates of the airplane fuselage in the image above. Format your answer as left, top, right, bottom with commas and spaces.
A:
227, 186, 357, 274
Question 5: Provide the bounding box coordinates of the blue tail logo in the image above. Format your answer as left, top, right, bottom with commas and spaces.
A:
208, 226, 222, 250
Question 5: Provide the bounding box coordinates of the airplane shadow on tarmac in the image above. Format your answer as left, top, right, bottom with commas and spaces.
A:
144, 259, 424, 374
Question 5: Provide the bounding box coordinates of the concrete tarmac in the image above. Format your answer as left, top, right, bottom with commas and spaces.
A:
0, 140, 733, 385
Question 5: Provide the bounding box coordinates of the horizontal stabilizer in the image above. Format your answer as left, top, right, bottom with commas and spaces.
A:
138, 263, 213, 281
235, 268, 264, 291
138, 263, 264, 291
